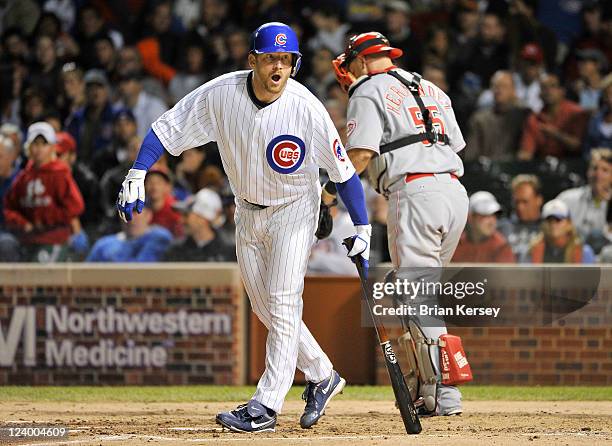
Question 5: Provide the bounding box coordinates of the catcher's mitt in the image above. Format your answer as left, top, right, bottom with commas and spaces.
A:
315, 200, 337, 240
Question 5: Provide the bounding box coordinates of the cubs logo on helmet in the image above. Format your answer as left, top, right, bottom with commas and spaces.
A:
266, 135, 306, 174
275, 33, 287, 46
333, 139, 346, 162
250, 22, 302, 77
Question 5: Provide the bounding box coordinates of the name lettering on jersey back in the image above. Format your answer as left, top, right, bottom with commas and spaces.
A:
385, 82, 450, 115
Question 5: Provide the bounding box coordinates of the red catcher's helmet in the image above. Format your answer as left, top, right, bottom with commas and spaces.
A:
341, 32, 403, 67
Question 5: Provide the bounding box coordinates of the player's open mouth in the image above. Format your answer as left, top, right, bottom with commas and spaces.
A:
271, 74, 281, 82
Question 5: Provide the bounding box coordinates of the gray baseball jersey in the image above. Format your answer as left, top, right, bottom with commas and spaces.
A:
345, 68, 469, 414
346, 68, 465, 194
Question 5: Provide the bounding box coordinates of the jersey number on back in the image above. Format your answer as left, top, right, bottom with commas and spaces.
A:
408, 105, 446, 145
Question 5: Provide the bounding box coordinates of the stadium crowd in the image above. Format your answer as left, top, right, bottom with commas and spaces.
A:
0, 0, 610, 267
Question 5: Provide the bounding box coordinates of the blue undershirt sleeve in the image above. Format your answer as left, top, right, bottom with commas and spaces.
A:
335, 173, 369, 226
132, 129, 165, 171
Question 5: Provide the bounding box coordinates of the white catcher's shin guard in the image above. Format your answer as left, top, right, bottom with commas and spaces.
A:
397, 320, 440, 413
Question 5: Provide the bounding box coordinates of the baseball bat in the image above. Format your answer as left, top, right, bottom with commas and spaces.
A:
343, 237, 422, 435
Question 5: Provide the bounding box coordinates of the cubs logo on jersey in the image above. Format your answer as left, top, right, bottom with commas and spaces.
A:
275, 33, 287, 46
266, 135, 306, 174
333, 139, 346, 162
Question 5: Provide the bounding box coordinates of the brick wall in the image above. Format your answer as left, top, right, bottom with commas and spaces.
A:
377, 326, 612, 386
0, 264, 246, 385
373, 266, 612, 386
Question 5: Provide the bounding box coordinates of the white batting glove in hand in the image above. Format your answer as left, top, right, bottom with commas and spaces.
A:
117, 169, 146, 223
347, 224, 371, 264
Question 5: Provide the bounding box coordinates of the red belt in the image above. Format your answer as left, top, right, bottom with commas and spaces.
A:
405, 173, 459, 183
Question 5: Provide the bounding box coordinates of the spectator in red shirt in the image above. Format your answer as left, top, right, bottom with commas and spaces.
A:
144, 167, 183, 238
4, 122, 84, 262
452, 191, 516, 263
518, 73, 589, 159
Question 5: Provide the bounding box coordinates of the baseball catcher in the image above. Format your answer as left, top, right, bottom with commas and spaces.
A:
324, 32, 473, 416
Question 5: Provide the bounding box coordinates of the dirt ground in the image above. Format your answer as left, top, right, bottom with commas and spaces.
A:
1, 400, 611, 446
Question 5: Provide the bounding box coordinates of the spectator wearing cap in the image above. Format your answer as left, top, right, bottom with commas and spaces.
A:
514, 43, 546, 112
86, 202, 172, 262
91, 108, 139, 179
518, 73, 589, 160
55, 131, 104, 235
479, 43, 546, 112
4, 122, 84, 262
452, 191, 516, 263
164, 188, 236, 261
466, 70, 530, 160
528, 199, 595, 263
144, 167, 183, 237
383, 1, 423, 73
556, 148, 611, 248
584, 74, 612, 153
569, 48, 608, 110
65, 69, 116, 165
499, 174, 544, 262
507, 0, 558, 73
116, 70, 168, 138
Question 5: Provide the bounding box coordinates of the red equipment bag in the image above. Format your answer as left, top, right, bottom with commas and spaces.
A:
439, 334, 473, 385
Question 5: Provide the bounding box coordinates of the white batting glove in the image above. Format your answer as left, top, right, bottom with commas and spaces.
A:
347, 224, 371, 262
117, 169, 146, 223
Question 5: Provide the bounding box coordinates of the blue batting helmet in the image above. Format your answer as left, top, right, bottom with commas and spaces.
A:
250, 22, 302, 77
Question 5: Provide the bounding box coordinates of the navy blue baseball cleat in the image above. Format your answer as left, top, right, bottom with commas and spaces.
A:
300, 370, 346, 428
216, 400, 276, 433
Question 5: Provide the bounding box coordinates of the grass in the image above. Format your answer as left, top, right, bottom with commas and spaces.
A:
0, 385, 611, 403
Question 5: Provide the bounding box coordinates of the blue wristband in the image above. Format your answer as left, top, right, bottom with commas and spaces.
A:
336, 173, 368, 225
133, 129, 165, 171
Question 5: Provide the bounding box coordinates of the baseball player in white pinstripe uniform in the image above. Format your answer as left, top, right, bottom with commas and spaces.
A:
117, 23, 371, 433
328, 32, 472, 417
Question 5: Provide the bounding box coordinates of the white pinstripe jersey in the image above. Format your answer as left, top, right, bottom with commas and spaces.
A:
152, 70, 355, 206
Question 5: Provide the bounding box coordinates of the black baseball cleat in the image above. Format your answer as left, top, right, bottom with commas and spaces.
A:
216, 400, 276, 433
300, 370, 346, 429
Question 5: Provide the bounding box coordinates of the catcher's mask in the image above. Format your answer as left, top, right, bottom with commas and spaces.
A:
332, 32, 403, 92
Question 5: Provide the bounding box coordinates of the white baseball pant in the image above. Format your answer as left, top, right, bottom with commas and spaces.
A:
235, 194, 333, 413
